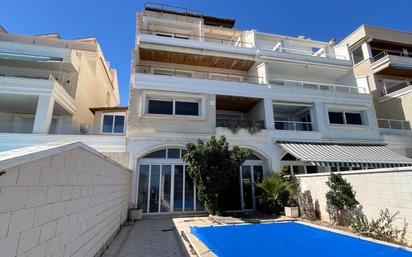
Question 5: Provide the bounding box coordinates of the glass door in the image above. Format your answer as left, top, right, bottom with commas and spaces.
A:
240, 165, 263, 211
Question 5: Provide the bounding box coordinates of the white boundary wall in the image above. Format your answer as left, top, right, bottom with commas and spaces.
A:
298, 167, 412, 241
0, 142, 132, 257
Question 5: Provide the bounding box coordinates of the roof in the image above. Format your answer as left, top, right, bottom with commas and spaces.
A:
278, 141, 412, 168
89, 106, 128, 114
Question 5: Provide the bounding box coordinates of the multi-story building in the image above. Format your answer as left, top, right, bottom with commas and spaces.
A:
0, 27, 128, 164
129, 4, 412, 214
339, 25, 412, 157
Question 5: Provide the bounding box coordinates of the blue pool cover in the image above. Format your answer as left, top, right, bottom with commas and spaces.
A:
191, 222, 412, 257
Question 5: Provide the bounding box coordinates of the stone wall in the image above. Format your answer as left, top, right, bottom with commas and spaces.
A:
0, 142, 132, 257
298, 167, 412, 241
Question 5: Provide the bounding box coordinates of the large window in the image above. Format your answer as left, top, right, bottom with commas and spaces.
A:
147, 98, 200, 117
352, 46, 364, 65
328, 111, 364, 125
102, 114, 125, 134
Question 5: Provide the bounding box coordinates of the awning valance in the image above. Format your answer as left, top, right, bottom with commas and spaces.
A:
278, 141, 412, 168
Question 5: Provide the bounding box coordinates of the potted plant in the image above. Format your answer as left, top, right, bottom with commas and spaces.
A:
129, 204, 143, 221
283, 173, 300, 218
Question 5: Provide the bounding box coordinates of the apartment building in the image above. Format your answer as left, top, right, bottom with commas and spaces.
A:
339, 25, 412, 157
0, 28, 119, 135
129, 4, 412, 214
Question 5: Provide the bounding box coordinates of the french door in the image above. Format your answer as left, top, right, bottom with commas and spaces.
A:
137, 164, 203, 213
239, 165, 263, 211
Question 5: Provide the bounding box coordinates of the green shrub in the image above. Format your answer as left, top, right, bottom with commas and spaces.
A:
351, 209, 408, 246
255, 166, 300, 214
183, 136, 249, 215
325, 173, 359, 225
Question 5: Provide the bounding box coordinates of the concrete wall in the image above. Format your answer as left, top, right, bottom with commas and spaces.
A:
0, 142, 131, 257
298, 168, 412, 241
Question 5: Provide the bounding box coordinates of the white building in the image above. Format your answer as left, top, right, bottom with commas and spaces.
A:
128, 4, 412, 214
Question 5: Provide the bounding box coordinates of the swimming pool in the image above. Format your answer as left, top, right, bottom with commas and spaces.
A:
191, 222, 412, 257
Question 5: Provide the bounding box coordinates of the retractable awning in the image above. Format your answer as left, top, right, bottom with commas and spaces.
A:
278, 141, 412, 168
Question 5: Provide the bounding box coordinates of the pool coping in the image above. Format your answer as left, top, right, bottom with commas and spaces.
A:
174, 216, 412, 257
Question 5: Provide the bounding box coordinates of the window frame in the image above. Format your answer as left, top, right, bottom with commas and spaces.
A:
327, 110, 365, 126
100, 112, 126, 134
351, 45, 365, 65
152, 68, 193, 78
143, 92, 205, 119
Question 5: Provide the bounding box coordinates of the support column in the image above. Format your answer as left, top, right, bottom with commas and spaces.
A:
32, 95, 55, 134
263, 98, 274, 130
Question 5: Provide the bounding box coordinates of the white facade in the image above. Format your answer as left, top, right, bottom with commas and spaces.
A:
128, 6, 391, 214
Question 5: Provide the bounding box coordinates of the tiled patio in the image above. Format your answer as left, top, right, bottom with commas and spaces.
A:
102, 217, 191, 257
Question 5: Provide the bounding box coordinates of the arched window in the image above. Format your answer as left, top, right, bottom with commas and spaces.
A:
141, 148, 186, 159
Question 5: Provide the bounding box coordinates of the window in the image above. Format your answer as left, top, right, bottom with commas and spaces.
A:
352, 46, 364, 65
328, 112, 345, 124
148, 100, 173, 115
102, 114, 125, 134
328, 111, 364, 125
175, 101, 199, 116
146, 98, 201, 117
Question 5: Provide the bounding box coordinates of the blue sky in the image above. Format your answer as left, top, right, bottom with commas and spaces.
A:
1, 0, 411, 105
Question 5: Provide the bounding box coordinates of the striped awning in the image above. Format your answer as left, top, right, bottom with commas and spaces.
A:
278, 141, 412, 168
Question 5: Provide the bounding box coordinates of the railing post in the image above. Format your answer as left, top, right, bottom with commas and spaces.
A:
293, 122, 297, 131
401, 121, 405, 130
387, 120, 391, 129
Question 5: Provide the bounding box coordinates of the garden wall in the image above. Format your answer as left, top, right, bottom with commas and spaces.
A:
298, 167, 412, 241
0, 142, 132, 257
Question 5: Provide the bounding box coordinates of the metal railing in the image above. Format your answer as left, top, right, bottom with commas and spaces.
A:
216, 119, 265, 129
260, 46, 348, 60
382, 80, 412, 96
274, 121, 314, 131
377, 119, 411, 130
139, 29, 254, 48
373, 50, 412, 62
136, 65, 263, 84
144, 2, 203, 16
269, 79, 365, 94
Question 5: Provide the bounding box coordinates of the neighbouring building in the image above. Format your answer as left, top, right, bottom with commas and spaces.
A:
0, 27, 128, 165
338, 25, 412, 157
128, 4, 412, 214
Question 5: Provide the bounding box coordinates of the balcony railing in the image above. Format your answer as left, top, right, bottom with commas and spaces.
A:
269, 79, 365, 94
216, 119, 265, 129
260, 46, 349, 60
274, 121, 314, 131
378, 119, 411, 130
382, 80, 412, 96
136, 65, 263, 84
139, 29, 254, 48
373, 50, 412, 62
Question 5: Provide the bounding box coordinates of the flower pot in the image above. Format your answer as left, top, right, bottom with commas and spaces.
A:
285, 206, 299, 218
130, 209, 143, 221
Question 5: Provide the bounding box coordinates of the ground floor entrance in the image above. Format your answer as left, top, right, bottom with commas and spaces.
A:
136, 147, 266, 214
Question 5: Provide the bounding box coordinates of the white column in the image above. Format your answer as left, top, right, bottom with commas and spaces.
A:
32, 95, 55, 134
263, 98, 274, 130
313, 102, 327, 134
361, 42, 372, 60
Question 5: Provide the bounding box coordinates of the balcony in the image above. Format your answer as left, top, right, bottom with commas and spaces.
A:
372, 50, 412, 76
378, 118, 412, 137
273, 102, 316, 132
269, 79, 366, 94
136, 65, 263, 84
381, 80, 412, 96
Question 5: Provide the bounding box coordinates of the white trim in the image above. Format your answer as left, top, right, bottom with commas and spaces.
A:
100, 113, 126, 134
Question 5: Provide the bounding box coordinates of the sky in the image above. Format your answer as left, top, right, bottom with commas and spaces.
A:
1, 0, 412, 105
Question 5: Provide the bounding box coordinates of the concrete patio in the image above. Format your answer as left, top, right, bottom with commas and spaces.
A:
102, 217, 191, 257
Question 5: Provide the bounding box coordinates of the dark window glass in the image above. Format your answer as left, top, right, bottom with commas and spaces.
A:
306, 166, 318, 174
329, 112, 344, 124
352, 46, 364, 64
148, 100, 173, 115
102, 115, 114, 133
246, 153, 261, 160
293, 166, 305, 175
160, 165, 172, 212
175, 101, 199, 116
185, 170, 194, 211
113, 116, 125, 133
173, 165, 184, 212
181, 149, 187, 159
345, 112, 363, 125
143, 150, 166, 158
149, 165, 160, 212
167, 148, 181, 159
331, 167, 339, 172
138, 165, 149, 213
281, 153, 297, 161
340, 167, 350, 172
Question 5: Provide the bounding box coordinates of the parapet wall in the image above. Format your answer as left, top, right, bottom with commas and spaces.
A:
0, 142, 132, 257
298, 167, 412, 242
